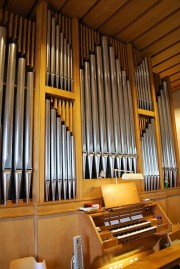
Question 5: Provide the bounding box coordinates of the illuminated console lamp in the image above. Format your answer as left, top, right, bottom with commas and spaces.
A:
114, 169, 144, 183
121, 173, 144, 180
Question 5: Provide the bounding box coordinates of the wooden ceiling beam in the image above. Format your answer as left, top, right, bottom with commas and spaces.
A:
171, 80, 180, 89
97, 0, 159, 36
159, 64, 180, 78
171, 85, 180, 92
133, 10, 180, 49
82, 0, 128, 30
153, 55, 180, 73
61, 0, 98, 18
116, 0, 180, 42
151, 43, 180, 66
142, 27, 180, 55
2, 0, 37, 17
170, 72, 180, 82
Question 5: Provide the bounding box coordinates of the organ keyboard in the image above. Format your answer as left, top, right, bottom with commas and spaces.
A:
78, 202, 172, 269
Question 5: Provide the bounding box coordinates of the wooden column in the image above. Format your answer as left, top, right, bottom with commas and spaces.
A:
33, 1, 47, 202
72, 17, 83, 198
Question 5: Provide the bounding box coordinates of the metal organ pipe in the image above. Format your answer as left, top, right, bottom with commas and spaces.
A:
71, 135, 76, 198
51, 16, 56, 87
90, 54, 100, 178
59, 32, 64, 89
2, 41, 16, 204
24, 71, 34, 203
116, 59, 127, 176
46, 9, 73, 91
79, 25, 137, 179
46, 9, 51, 85
122, 71, 131, 170
156, 79, 177, 188
14, 57, 26, 203
163, 82, 177, 184
80, 69, 86, 179
45, 97, 76, 201
102, 36, 115, 178
84, 61, 93, 179
140, 119, 159, 191
134, 56, 152, 111
50, 107, 57, 201
127, 80, 137, 173
0, 26, 6, 203
0, 26, 6, 155
44, 9, 76, 201
56, 116, 62, 200
109, 46, 121, 175
95, 46, 108, 178
55, 24, 60, 89
45, 99, 51, 201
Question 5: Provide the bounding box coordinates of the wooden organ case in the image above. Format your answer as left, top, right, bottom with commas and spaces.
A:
78, 183, 173, 269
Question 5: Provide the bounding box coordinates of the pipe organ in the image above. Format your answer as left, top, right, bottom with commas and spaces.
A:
45, 97, 76, 201
0, 10, 35, 205
133, 48, 153, 111
131, 48, 162, 191
0, 1, 179, 207
140, 117, 160, 191
79, 24, 137, 179
44, 8, 76, 201
0, 2, 180, 269
46, 9, 73, 91
154, 74, 177, 188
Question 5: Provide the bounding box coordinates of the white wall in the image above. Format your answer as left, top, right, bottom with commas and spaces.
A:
172, 90, 180, 154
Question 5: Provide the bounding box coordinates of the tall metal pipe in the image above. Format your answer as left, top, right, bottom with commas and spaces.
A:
51, 16, 55, 87
59, 32, 64, 89
55, 24, 60, 88
122, 70, 131, 171
144, 57, 152, 110
70, 48, 73, 91
90, 53, 100, 178
24, 71, 34, 202
95, 46, 108, 177
63, 38, 67, 90
127, 80, 137, 172
46, 9, 51, 85
151, 119, 159, 189
67, 43, 71, 91
50, 108, 57, 201
45, 99, 50, 201
102, 36, 115, 177
71, 135, 76, 198
62, 124, 67, 199
0, 26, 7, 202
84, 61, 93, 178
80, 69, 86, 178
116, 60, 127, 174
56, 117, 62, 200
67, 129, 72, 198
2, 42, 16, 204
14, 57, 26, 203
163, 82, 177, 186
0, 26, 6, 152
109, 46, 123, 175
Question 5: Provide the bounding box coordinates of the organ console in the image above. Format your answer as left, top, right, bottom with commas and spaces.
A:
78, 183, 176, 269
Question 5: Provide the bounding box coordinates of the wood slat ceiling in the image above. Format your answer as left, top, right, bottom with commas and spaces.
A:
1, 0, 180, 91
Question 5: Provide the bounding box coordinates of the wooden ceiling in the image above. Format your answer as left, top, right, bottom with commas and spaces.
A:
1, 0, 180, 91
